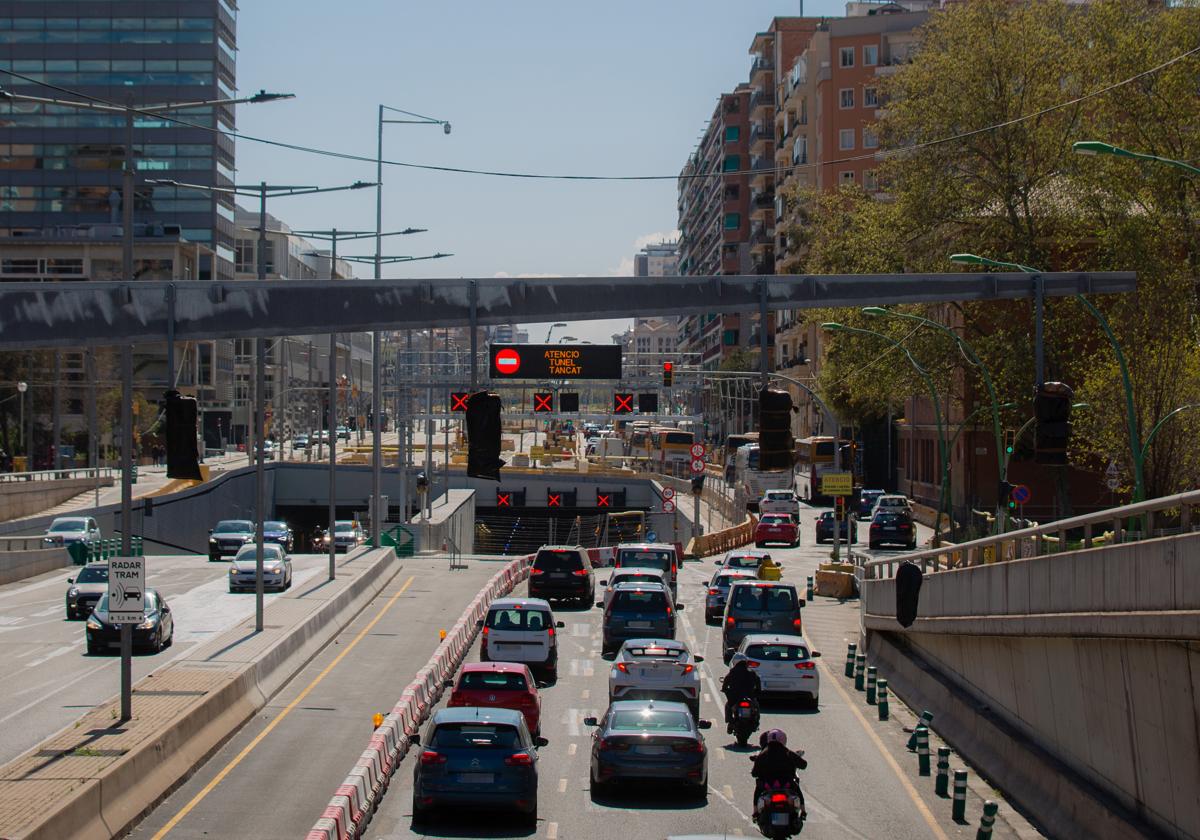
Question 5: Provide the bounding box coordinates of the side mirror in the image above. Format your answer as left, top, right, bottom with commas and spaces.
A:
694, 655, 705, 663
583, 717, 599, 727
208, 529, 214, 535
798, 599, 806, 608
811, 651, 821, 658
555, 621, 565, 628
476, 619, 484, 629
713, 560, 721, 565
67, 578, 74, 584
534, 736, 550, 748
697, 720, 713, 730
409, 734, 421, 746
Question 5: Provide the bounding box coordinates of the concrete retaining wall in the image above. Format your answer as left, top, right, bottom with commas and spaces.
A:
0, 547, 70, 585
0, 476, 112, 523
412, 489, 475, 554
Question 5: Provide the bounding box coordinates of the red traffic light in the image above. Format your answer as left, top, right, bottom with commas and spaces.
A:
663, 362, 673, 372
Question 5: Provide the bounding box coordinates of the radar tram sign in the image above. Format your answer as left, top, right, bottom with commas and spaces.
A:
108, 556, 146, 624
490, 344, 623, 380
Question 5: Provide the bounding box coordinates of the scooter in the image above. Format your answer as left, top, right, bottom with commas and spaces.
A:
755, 779, 805, 838
731, 697, 761, 747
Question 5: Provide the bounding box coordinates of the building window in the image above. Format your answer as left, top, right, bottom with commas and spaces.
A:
863, 128, 878, 149
722, 155, 741, 172
724, 184, 740, 200
839, 47, 854, 68
840, 171, 855, 184
724, 213, 741, 230
235, 239, 253, 273
840, 89, 854, 109
724, 126, 740, 142
864, 87, 879, 108
792, 135, 808, 165
839, 129, 855, 151
863, 45, 879, 66
864, 170, 879, 191
799, 98, 808, 125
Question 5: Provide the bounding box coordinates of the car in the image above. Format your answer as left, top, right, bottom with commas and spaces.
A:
447, 662, 542, 736
722, 581, 803, 662
704, 568, 758, 624
527, 545, 594, 605
601, 581, 679, 655
331, 519, 364, 552
857, 489, 885, 518
293, 434, 309, 451
759, 489, 801, 518
336, 425, 350, 441
597, 567, 667, 610
261, 440, 277, 460
815, 510, 857, 544
870, 494, 913, 519
585, 700, 710, 797
731, 634, 821, 708
411, 706, 542, 827
208, 519, 255, 561
65, 562, 109, 619
228, 543, 292, 592
714, 548, 773, 573
262, 520, 294, 552
85, 588, 174, 654
43, 516, 101, 548
613, 543, 679, 600
608, 638, 704, 718
869, 510, 917, 550
479, 597, 564, 679
754, 513, 799, 548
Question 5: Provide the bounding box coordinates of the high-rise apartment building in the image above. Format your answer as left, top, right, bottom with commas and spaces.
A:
634, 241, 679, 277
0, 1, 240, 279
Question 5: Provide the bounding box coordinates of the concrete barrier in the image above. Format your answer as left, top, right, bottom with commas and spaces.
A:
0, 475, 113, 523
0, 546, 71, 585
684, 515, 757, 558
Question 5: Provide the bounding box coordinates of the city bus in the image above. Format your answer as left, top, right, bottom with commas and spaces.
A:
794, 436, 856, 502
652, 427, 694, 469
734, 444, 793, 510
723, 433, 758, 482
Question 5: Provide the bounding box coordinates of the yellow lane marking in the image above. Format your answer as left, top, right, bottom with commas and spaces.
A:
811, 644, 950, 840
151, 575, 416, 839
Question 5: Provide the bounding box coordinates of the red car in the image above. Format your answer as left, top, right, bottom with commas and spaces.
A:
446, 662, 542, 735
755, 513, 799, 548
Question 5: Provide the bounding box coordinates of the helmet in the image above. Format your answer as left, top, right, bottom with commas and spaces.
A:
764, 728, 787, 747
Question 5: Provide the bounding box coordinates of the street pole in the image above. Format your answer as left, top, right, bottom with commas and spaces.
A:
87, 349, 98, 506
254, 183, 268, 633
117, 101, 136, 723
426, 330, 434, 518
51, 351, 60, 471
329, 333, 338, 580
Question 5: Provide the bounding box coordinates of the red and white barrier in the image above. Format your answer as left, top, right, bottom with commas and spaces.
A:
306, 553, 534, 839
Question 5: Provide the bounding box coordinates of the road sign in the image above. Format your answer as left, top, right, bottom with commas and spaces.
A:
820, 472, 854, 496
489, 344, 622, 380
613, 393, 633, 414
108, 556, 145, 624
662, 487, 675, 500
1105, 459, 1120, 491
533, 392, 553, 413
690, 443, 706, 459
690, 458, 705, 474
662, 499, 676, 514
646, 530, 658, 542
449, 392, 470, 412
494, 348, 522, 376
1011, 484, 1031, 504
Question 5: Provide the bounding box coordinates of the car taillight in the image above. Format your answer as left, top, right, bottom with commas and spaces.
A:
666, 606, 672, 617
793, 618, 802, 631
708, 588, 719, 596
746, 661, 759, 668
598, 738, 629, 752
672, 740, 704, 753
671, 565, 677, 576
572, 569, 589, 576
770, 792, 789, 804
529, 568, 545, 575
616, 662, 629, 673
681, 664, 694, 675
505, 752, 534, 766
547, 627, 555, 637
795, 661, 815, 670
899, 523, 911, 530
870, 524, 880, 531
482, 626, 489, 637
738, 700, 751, 708
726, 617, 735, 627
420, 750, 447, 765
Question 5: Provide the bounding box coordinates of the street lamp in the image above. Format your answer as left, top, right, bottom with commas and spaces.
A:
546, 323, 568, 343
16, 381, 27, 466
1073, 140, 1200, 178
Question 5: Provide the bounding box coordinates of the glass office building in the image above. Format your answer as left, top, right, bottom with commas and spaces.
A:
0, 1, 238, 279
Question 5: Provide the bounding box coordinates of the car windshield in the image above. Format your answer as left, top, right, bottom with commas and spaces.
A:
430, 722, 521, 749
75, 566, 108, 583
746, 643, 808, 661
235, 545, 282, 562
459, 671, 528, 691
264, 521, 287, 531
214, 521, 252, 533
334, 521, 356, 533
533, 549, 583, 571
731, 586, 797, 612
49, 520, 86, 532
616, 549, 673, 571
611, 590, 668, 611
609, 710, 692, 732
486, 607, 550, 631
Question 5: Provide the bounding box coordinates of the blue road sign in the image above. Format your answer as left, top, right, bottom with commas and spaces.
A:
1012, 484, 1031, 504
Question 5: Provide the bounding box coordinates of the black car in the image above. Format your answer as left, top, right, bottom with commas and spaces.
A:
857, 489, 885, 518
869, 511, 917, 550
209, 519, 254, 561
85, 588, 174, 654
528, 546, 594, 605
814, 511, 856, 544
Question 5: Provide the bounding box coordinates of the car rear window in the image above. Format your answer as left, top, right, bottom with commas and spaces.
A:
612, 571, 662, 587
611, 590, 668, 611
431, 722, 521, 749
627, 645, 684, 660
459, 671, 528, 691
726, 555, 762, 569
876, 513, 910, 525
486, 608, 550, 631
746, 643, 808, 661
664, 432, 692, 445
610, 710, 691, 731
533, 549, 584, 571
76, 566, 108, 583
615, 549, 673, 571
730, 585, 797, 612
761, 515, 791, 525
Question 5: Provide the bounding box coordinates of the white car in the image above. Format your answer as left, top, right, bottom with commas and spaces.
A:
331, 520, 364, 552
44, 516, 102, 548
596, 567, 667, 610
228, 543, 292, 593
731, 633, 820, 708
478, 597, 564, 679
608, 638, 704, 718
870, 494, 913, 519
759, 489, 801, 518
714, 548, 772, 573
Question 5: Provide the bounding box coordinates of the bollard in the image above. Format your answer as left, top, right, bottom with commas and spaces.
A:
866, 666, 878, 704
854, 653, 866, 690
844, 643, 857, 678
916, 725, 930, 775
877, 678, 890, 721
935, 747, 951, 796
806, 575, 814, 600
976, 800, 998, 839
907, 710, 934, 750
952, 770, 968, 822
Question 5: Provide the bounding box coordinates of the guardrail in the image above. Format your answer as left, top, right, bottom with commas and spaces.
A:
0, 467, 116, 483
862, 489, 1200, 581
685, 514, 758, 558
0, 535, 49, 552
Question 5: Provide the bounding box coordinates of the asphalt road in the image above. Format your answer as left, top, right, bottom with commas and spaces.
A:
363, 503, 1043, 840
0, 550, 334, 765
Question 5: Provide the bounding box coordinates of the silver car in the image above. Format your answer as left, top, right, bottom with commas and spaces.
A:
703, 568, 758, 624
228, 543, 292, 593
44, 516, 101, 548
608, 638, 704, 718
596, 568, 667, 610
331, 520, 364, 552
65, 562, 109, 619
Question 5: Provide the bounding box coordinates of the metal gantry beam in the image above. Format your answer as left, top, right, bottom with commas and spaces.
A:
0, 272, 1135, 350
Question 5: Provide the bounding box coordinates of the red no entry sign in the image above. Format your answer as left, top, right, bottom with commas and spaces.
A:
494, 348, 521, 375
690, 443, 705, 459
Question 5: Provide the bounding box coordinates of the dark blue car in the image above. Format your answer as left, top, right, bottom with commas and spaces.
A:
262, 520, 293, 552
412, 707, 542, 828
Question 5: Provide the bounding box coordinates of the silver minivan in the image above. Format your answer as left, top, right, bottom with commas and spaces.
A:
613, 543, 679, 600
721, 581, 803, 663
602, 581, 680, 655
479, 597, 565, 680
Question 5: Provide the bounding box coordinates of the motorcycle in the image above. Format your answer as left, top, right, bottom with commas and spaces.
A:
731, 697, 761, 747
755, 779, 805, 838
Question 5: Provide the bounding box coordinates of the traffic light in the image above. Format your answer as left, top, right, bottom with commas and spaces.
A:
613, 393, 633, 414
559, 392, 579, 413
533, 392, 553, 413
758, 388, 794, 471
638, 393, 658, 413
691, 474, 705, 495
465, 391, 505, 481
662, 361, 674, 387
1003, 428, 1016, 457
1034, 382, 1074, 465
449, 392, 470, 412
834, 496, 845, 518
164, 390, 201, 480
998, 480, 1016, 509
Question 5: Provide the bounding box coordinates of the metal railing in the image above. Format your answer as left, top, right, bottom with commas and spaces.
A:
0, 535, 53, 551
0, 467, 116, 483
863, 489, 1200, 581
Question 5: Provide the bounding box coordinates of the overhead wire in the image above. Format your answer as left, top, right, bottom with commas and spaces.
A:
0, 42, 1196, 182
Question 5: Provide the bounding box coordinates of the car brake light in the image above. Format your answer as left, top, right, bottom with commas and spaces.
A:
770, 792, 789, 804
666, 606, 672, 617
899, 523, 911, 530
707, 588, 719, 596
547, 627, 555, 637
420, 750, 447, 765
870, 524, 880, 531
793, 618, 802, 631
505, 752, 534, 766
738, 700, 751, 708
795, 661, 815, 670
598, 738, 629, 752
681, 664, 694, 675
671, 565, 677, 576
482, 627, 489, 637
572, 569, 589, 576
726, 617, 735, 627
746, 661, 759, 668
530, 568, 545, 575
616, 662, 629, 673
672, 740, 704, 753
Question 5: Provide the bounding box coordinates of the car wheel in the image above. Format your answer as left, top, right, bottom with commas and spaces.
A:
411, 795, 429, 826
86, 642, 100, 656
152, 629, 164, 653
209, 554, 219, 562
808, 693, 819, 710
693, 779, 709, 801
791, 539, 800, 548
909, 541, 917, 550
523, 795, 538, 829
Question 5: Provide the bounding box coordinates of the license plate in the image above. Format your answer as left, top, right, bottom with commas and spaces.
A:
456, 772, 494, 784
636, 745, 670, 755
551, 572, 569, 579
738, 707, 754, 718
765, 681, 792, 690
739, 620, 760, 628
772, 813, 789, 825
628, 621, 652, 629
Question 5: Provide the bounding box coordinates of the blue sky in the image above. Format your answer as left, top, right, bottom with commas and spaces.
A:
235, 0, 845, 342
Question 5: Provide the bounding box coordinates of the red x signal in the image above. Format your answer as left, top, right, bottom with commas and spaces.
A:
497, 491, 512, 508
597, 493, 611, 508
548, 492, 562, 508
450, 392, 470, 412
533, 393, 553, 413
614, 393, 633, 414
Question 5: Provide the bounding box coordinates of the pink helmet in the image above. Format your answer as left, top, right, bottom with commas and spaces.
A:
764, 728, 787, 747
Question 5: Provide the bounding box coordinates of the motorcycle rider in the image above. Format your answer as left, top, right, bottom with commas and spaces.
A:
721, 657, 762, 732
751, 729, 807, 817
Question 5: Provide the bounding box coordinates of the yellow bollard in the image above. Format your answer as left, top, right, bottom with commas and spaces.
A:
439, 629, 447, 641
372, 712, 384, 729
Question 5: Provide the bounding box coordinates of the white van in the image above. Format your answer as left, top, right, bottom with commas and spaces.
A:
478, 597, 565, 679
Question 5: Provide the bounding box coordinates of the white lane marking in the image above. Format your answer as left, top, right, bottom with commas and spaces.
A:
567, 708, 582, 738
547, 821, 559, 839
723, 783, 735, 799
557, 777, 567, 794
25, 644, 74, 668
709, 782, 753, 827
568, 743, 577, 756
581, 689, 590, 700
30, 605, 63, 618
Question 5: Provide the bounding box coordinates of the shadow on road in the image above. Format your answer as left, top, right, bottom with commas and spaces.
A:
411, 812, 535, 838
588, 779, 708, 810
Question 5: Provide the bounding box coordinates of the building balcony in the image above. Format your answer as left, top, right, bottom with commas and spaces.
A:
752, 189, 775, 209
749, 89, 773, 115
